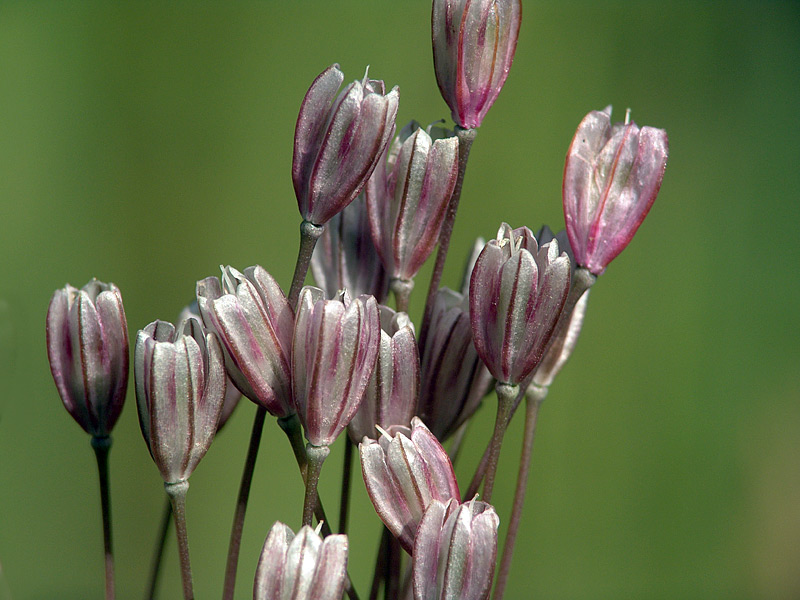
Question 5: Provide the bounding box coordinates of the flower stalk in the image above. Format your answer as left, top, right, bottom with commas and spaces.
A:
481, 382, 518, 504
164, 480, 193, 600
91, 435, 115, 600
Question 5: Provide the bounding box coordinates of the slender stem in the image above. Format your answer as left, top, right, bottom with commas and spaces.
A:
385, 535, 401, 600
554, 267, 595, 341
493, 385, 548, 600
91, 435, 115, 600
369, 528, 389, 600
303, 444, 330, 526
145, 497, 172, 600
418, 127, 477, 352
288, 220, 325, 307
446, 420, 470, 467
481, 382, 518, 504
222, 405, 267, 600
390, 278, 414, 314
339, 439, 354, 534
165, 481, 193, 600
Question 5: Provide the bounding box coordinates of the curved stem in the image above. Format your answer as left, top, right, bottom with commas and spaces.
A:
165, 481, 193, 600
481, 382, 518, 504
145, 497, 172, 600
91, 435, 115, 600
302, 444, 330, 527
390, 278, 414, 314
493, 385, 547, 600
418, 127, 477, 353
339, 439, 354, 535
222, 405, 267, 600
288, 220, 325, 307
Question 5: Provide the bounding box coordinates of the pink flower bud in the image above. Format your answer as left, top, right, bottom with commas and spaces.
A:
46, 279, 129, 437
432, 0, 522, 129
563, 107, 669, 275
293, 64, 399, 226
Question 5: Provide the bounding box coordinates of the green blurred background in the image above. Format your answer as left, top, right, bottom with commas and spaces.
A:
1, 1, 798, 599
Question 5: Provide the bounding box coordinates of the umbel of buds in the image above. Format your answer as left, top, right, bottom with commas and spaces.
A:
366, 121, 459, 282
360, 418, 460, 553
46, 279, 129, 437
432, 0, 522, 129
196, 266, 294, 418
254, 522, 348, 600
563, 107, 669, 275
293, 64, 399, 226
134, 318, 226, 484
470, 223, 571, 385
413, 498, 500, 600
292, 287, 381, 447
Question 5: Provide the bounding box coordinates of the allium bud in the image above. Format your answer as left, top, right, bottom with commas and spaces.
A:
310, 194, 389, 303
360, 417, 460, 553
432, 0, 522, 129
417, 288, 493, 440
46, 279, 129, 437
366, 121, 459, 281
470, 224, 571, 385
292, 287, 380, 447
134, 318, 226, 484
293, 64, 399, 226
412, 498, 499, 600
348, 306, 419, 443
196, 266, 294, 418
254, 522, 348, 600
563, 107, 669, 275
178, 302, 241, 429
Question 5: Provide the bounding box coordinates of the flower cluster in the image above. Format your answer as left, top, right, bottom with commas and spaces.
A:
43, 1, 668, 599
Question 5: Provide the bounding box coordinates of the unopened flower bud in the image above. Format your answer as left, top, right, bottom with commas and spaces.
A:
46, 279, 129, 437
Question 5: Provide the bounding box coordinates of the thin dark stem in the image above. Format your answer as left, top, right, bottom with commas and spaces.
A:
288, 220, 325, 308
303, 444, 330, 527
145, 497, 172, 600
447, 420, 470, 467
385, 535, 401, 600
419, 127, 477, 353
222, 405, 267, 600
339, 439, 354, 534
369, 528, 389, 600
390, 278, 414, 314
165, 481, 193, 600
91, 435, 115, 600
481, 382, 518, 504
493, 385, 547, 600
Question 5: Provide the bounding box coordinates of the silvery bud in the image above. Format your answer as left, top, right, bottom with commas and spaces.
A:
46, 279, 129, 437
134, 318, 226, 484
412, 498, 499, 600
360, 418, 460, 553
348, 306, 419, 443
292, 287, 380, 447
293, 64, 399, 226
254, 522, 348, 600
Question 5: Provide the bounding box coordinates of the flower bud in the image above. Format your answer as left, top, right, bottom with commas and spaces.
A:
348, 306, 419, 443
310, 193, 389, 303
46, 279, 129, 437
360, 418, 460, 553
432, 0, 522, 129
292, 287, 380, 447
563, 107, 669, 275
254, 522, 348, 600
470, 224, 571, 385
417, 288, 493, 440
134, 317, 226, 484
366, 121, 459, 281
196, 266, 294, 418
293, 64, 399, 226
412, 498, 499, 600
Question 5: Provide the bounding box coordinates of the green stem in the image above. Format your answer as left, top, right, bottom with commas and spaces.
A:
390, 277, 414, 314
418, 127, 477, 353
339, 439, 354, 535
288, 220, 325, 308
165, 481, 193, 600
302, 444, 330, 527
493, 385, 547, 600
144, 497, 172, 600
481, 382, 518, 504
91, 435, 115, 600
222, 405, 267, 600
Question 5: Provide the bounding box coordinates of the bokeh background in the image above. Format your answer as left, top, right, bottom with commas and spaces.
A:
1, 2, 799, 599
